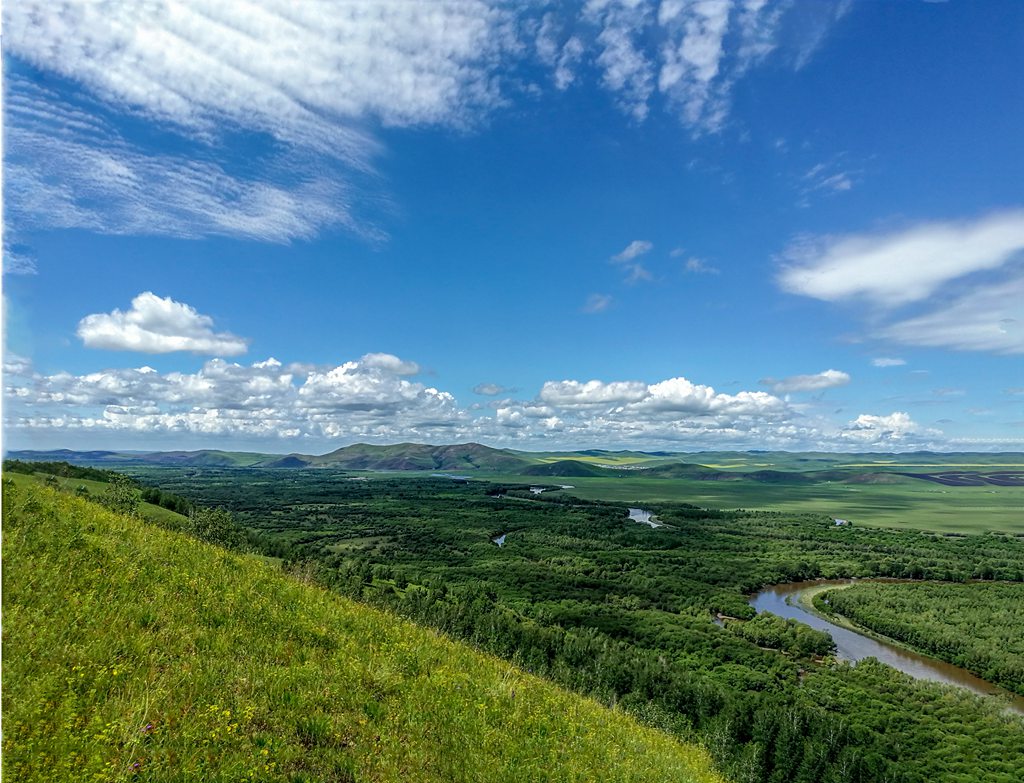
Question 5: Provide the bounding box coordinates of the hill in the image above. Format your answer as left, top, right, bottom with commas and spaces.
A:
309, 442, 530, 471
521, 459, 620, 477
2, 470, 189, 529
1, 482, 722, 783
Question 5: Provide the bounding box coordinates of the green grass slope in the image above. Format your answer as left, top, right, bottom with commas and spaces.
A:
2, 482, 724, 783
3, 471, 189, 529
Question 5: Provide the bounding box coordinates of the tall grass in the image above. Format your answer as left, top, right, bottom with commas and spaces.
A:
2, 482, 724, 783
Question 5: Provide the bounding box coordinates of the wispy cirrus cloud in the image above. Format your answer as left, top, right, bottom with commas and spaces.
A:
779, 209, 1024, 355
4, 1, 510, 242
611, 239, 654, 283
779, 209, 1024, 307
877, 277, 1024, 355
582, 293, 614, 313
78, 292, 249, 356
5, 1, 849, 241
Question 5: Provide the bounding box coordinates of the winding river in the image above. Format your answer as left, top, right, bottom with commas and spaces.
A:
750, 579, 1024, 715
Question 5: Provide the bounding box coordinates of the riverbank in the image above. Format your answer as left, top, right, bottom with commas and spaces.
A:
749, 579, 1024, 715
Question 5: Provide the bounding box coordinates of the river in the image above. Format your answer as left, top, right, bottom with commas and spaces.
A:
628, 508, 663, 528
750, 579, 1024, 715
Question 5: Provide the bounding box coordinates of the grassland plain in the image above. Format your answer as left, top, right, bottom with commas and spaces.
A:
1, 481, 725, 783
485, 474, 1024, 533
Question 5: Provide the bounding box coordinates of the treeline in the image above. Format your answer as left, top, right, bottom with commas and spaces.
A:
822, 581, 1024, 695
3, 459, 122, 484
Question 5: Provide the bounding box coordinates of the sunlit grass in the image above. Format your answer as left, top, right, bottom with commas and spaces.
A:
2, 481, 725, 783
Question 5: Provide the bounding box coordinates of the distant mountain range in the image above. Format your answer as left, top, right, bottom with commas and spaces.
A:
6, 444, 1023, 486
5, 443, 533, 471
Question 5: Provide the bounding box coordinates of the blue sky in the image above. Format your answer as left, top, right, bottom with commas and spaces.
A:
3, 0, 1023, 453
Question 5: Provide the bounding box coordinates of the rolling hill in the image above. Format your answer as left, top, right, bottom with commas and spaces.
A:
1, 481, 723, 783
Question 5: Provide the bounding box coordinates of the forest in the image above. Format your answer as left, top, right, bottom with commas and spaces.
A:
109, 466, 1024, 783
820, 581, 1024, 696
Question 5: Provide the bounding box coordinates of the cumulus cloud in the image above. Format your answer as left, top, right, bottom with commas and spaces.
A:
359, 353, 420, 376
871, 357, 906, 367
5, 353, 463, 444
761, 369, 851, 393
838, 411, 938, 448
778, 210, 1024, 307
77, 292, 249, 356
582, 293, 613, 313
7, 354, 999, 450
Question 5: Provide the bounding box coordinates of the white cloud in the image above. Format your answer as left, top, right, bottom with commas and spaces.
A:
779, 209, 1024, 356
778, 210, 1024, 307
4, 2, 509, 242
871, 357, 906, 367
877, 278, 1024, 355
582, 293, 614, 313
5, 1, 509, 147
612, 239, 654, 262
359, 353, 420, 376
838, 411, 938, 448
77, 292, 249, 356
5, 79, 370, 243
761, 369, 851, 393
658, 0, 732, 131
585, 0, 656, 121
800, 161, 857, 203
684, 257, 719, 274
6, 2, 850, 241
3, 244, 38, 275
6, 353, 464, 444
9, 354, 1010, 451
540, 379, 650, 406
474, 382, 515, 396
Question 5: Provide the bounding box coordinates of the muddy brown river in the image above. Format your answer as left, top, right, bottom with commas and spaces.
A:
750, 579, 1024, 715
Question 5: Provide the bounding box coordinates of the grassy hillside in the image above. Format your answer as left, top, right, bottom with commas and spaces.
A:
3, 471, 188, 529
1, 481, 724, 783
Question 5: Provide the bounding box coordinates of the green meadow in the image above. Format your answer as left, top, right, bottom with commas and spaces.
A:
489, 474, 1024, 533
2, 481, 724, 783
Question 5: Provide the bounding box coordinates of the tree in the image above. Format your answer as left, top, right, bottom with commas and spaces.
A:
100, 475, 141, 517
187, 506, 242, 547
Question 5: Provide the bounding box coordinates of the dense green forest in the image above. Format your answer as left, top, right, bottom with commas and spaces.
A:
118, 467, 1024, 783
820, 581, 1024, 696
